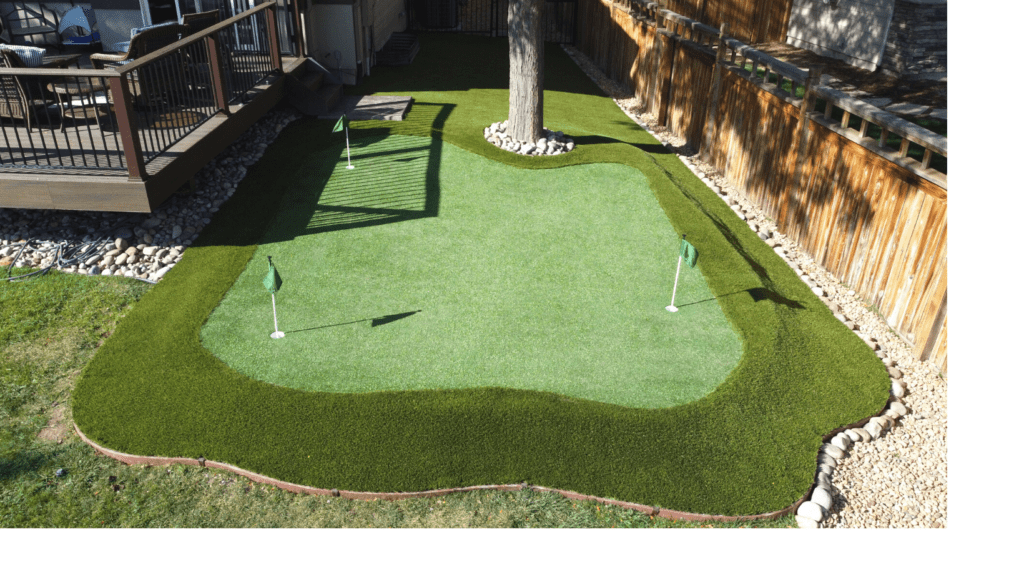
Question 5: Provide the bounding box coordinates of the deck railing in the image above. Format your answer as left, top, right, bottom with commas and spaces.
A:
0, 1, 288, 179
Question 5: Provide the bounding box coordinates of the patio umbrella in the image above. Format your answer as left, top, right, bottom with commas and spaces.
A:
58, 7, 100, 46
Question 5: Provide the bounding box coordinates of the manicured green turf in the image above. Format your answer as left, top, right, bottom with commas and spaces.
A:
71, 34, 890, 516
200, 134, 741, 408
0, 267, 793, 528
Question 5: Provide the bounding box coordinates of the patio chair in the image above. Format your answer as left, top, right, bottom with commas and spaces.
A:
182, 10, 220, 35
57, 6, 100, 50
0, 48, 53, 129
89, 23, 187, 108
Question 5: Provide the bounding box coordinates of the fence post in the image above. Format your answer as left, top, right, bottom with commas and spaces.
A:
699, 21, 728, 162
206, 33, 232, 115
108, 74, 147, 181
266, 4, 283, 71
780, 64, 823, 232
652, 29, 676, 126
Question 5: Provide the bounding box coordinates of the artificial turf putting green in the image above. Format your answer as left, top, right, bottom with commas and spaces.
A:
200, 134, 742, 408
72, 34, 890, 516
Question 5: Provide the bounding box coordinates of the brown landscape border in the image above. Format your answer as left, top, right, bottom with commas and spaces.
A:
75, 423, 821, 523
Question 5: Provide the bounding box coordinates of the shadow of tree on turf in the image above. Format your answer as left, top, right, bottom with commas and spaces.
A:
259, 103, 453, 243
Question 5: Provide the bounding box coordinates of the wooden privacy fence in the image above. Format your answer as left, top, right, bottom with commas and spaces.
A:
657, 0, 793, 44
574, 0, 947, 373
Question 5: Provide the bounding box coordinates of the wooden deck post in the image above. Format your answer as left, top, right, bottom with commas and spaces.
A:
293, 0, 306, 57
779, 64, 823, 231
108, 74, 147, 181
266, 4, 283, 72
699, 21, 728, 162
206, 34, 231, 115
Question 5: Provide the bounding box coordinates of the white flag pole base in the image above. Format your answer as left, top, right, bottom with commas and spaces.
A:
270, 293, 283, 339
666, 255, 683, 313
345, 126, 354, 169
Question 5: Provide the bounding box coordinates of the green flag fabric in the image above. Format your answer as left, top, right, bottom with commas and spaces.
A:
680, 238, 698, 268
264, 259, 282, 294
333, 114, 348, 133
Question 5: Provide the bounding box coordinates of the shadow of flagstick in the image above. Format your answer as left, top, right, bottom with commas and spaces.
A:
286, 310, 422, 334
672, 288, 806, 310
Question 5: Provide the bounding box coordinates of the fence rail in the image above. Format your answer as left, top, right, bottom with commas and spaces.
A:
0, 2, 284, 179
576, 0, 947, 372
658, 0, 793, 44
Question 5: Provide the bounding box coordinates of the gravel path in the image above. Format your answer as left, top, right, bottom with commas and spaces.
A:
563, 45, 948, 528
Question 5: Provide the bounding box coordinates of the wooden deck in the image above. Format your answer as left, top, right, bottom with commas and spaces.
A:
0, 56, 303, 213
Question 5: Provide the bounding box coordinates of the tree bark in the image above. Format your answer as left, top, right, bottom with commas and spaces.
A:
508, 0, 544, 143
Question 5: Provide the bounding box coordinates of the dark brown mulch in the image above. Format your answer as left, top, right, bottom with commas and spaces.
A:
754, 42, 947, 109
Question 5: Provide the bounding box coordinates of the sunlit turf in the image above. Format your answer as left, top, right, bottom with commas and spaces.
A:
70, 33, 890, 516
201, 134, 741, 408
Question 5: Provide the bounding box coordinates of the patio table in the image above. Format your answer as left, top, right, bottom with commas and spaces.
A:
47, 77, 110, 132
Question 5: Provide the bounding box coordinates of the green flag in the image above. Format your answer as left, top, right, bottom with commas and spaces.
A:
264, 257, 282, 294
680, 238, 698, 268
333, 114, 348, 133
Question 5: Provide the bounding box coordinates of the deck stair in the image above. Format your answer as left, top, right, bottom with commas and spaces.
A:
375, 33, 419, 66
286, 64, 344, 116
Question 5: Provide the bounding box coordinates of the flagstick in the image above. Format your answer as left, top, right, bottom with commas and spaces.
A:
345, 125, 354, 170
271, 293, 284, 338
666, 255, 682, 313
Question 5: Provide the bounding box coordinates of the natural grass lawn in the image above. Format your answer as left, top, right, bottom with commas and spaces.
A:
0, 268, 792, 527
70, 34, 890, 516
201, 134, 741, 408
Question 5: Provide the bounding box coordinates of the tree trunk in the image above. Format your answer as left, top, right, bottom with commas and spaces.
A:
508, 0, 544, 143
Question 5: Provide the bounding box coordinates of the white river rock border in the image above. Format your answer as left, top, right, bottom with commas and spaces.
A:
483, 120, 575, 156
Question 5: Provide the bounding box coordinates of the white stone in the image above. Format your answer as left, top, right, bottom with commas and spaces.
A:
152, 265, 173, 280
817, 452, 837, 468
821, 443, 845, 460
812, 286, 825, 297
891, 379, 906, 398
889, 401, 907, 417
773, 246, 786, 257
142, 246, 159, 257
811, 486, 833, 511
845, 429, 861, 442
797, 501, 824, 523
795, 515, 820, 529
830, 433, 850, 450
864, 421, 883, 440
